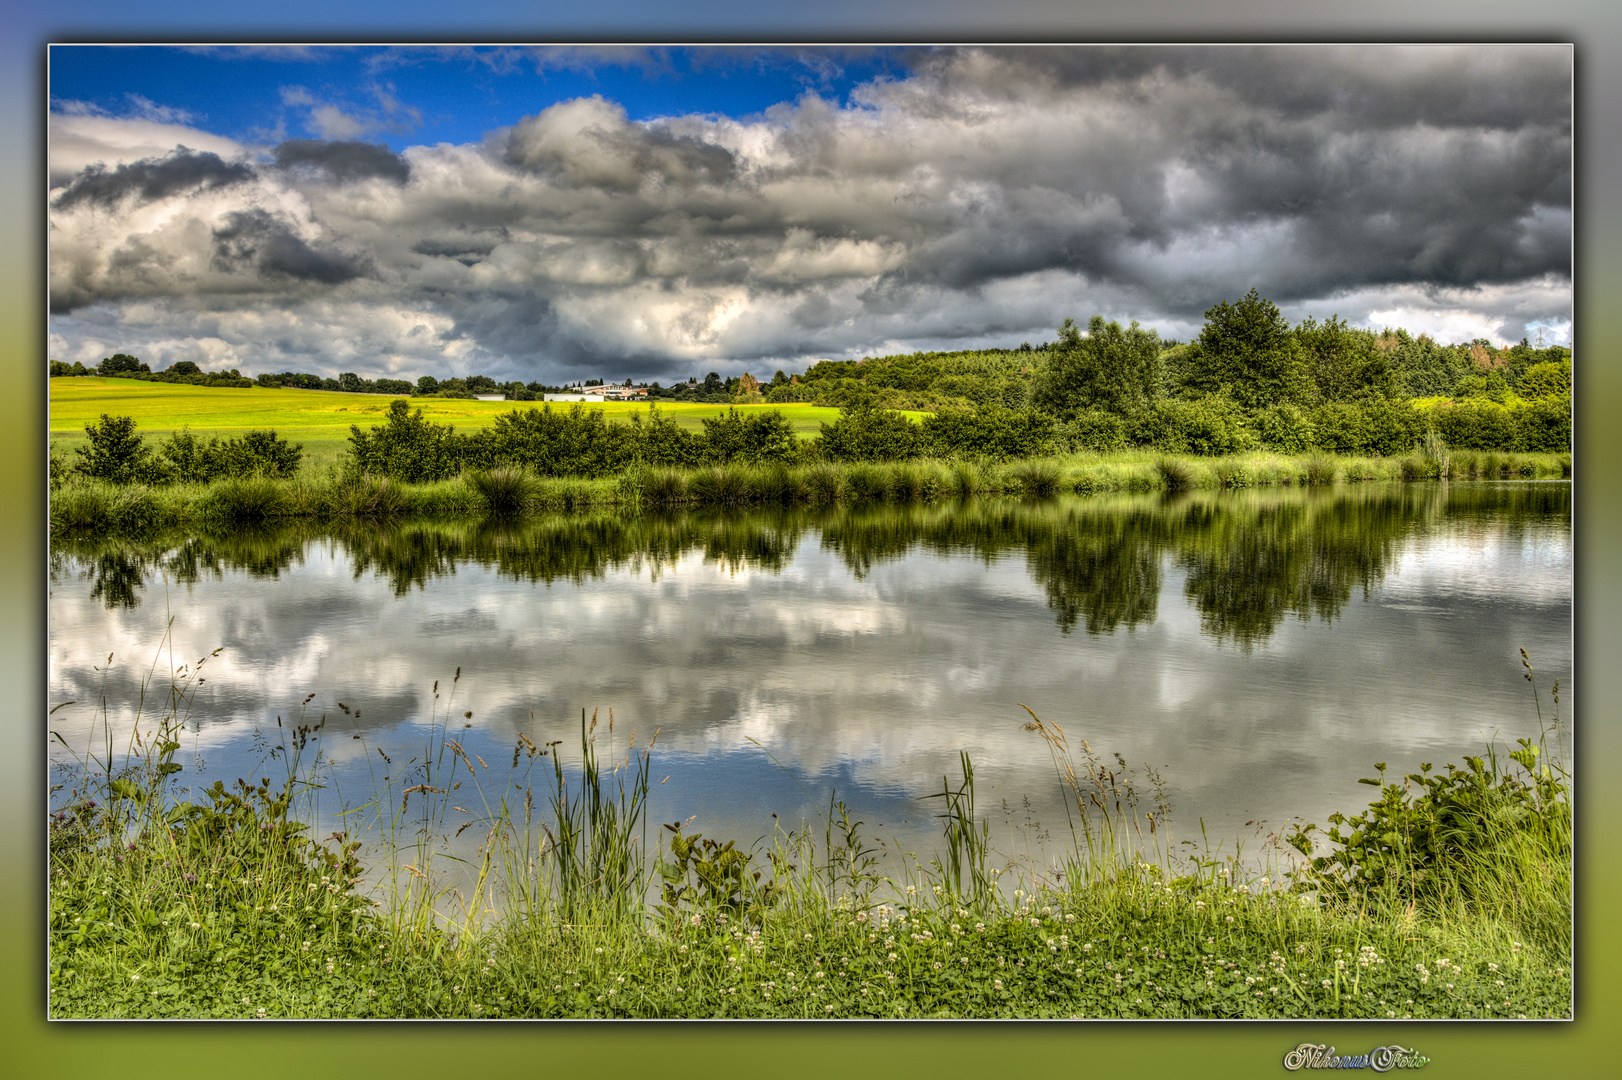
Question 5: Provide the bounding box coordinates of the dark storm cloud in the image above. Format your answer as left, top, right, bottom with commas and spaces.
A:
49, 46, 1572, 377
211, 209, 368, 284
273, 139, 411, 184
52, 147, 254, 210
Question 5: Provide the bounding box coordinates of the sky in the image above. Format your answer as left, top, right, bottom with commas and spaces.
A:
46, 44, 1574, 384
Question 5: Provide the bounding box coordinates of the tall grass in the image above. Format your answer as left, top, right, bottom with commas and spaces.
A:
51, 450, 1572, 536
49, 637, 1572, 1019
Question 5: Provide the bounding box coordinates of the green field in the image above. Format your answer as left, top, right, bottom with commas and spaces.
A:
48, 378, 893, 470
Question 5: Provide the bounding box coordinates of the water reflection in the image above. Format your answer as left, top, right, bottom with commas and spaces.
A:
54, 482, 1568, 650
48, 482, 1571, 871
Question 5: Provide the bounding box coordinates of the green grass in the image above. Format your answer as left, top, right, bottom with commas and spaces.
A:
49, 377, 894, 471
49, 451, 1572, 536
48, 645, 1571, 1019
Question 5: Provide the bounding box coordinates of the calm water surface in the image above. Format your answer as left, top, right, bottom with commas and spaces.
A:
49, 482, 1571, 875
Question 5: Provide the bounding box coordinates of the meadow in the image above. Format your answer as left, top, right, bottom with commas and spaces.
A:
49, 378, 882, 471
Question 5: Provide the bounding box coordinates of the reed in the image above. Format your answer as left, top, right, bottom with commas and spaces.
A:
49, 642, 1571, 1019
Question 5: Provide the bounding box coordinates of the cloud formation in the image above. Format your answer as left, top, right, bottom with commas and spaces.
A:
48, 45, 1572, 380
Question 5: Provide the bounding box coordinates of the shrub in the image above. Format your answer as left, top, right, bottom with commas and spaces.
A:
1517, 393, 1571, 453
1054, 410, 1127, 453
73, 414, 165, 485
1518, 359, 1571, 401
632, 408, 707, 469
1309, 399, 1425, 456
1286, 735, 1569, 952
1252, 403, 1316, 454
921, 405, 1055, 460
1129, 396, 1254, 456
348, 401, 465, 483
699, 408, 801, 466
815, 404, 923, 462
1426, 398, 1519, 452
467, 405, 632, 478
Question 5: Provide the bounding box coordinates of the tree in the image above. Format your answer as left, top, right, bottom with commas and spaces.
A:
415, 375, 440, 395
74, 414, 159, 484
1032, 315, 1161, 418
1294, 316, 1394, 402
1182, 289, 1308, 410
167, 360, 202, 377
98, 353, 147, 377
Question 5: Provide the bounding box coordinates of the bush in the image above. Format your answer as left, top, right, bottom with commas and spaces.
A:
815, 405, 923, 462
348, 400, 466, 483
1286, 735, 1569, 952
631, 408, 706, 469
1425, 398, 1519, 452
1309, 399, 1425, 456
1252, 403, 1316, 454
1054, 410, 1127, 453
1518, 359, 1571, 401
921, 405, 1055, 460
73, 415, 166, 485
1129, 396, 1254, 455
699, 409, 801, 465
1517, 393, 1571, 453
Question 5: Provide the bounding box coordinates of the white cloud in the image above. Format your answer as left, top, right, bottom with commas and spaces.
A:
49, 46, 1571, 379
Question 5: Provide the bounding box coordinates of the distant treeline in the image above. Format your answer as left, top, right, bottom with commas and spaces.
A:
51, 290, 1571, 464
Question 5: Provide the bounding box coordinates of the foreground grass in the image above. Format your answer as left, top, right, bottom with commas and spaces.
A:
49, 659, 1571, 1019
48, 450, 1570, 536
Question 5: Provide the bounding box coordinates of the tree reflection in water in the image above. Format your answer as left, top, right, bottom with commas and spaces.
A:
51, 482, 1569, 649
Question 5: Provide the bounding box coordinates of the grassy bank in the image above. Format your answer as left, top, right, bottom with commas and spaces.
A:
49, 450, 1571, 536
48, 655, 1571, 1019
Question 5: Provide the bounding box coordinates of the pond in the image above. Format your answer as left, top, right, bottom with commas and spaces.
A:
48, 481, 1571, 883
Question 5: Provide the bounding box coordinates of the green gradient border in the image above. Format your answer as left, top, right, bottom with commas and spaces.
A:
8, 5, 1620, 1078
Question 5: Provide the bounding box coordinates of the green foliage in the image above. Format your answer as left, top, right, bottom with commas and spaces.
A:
1183, 290, 1309, 410
656, 826, 784, 927
1054, 410, 1127, 453
160, 429, 304, 482
466, 404, 632, 477
466, 466, 535, 515
1032, 315, 1161, 418
1308, 399, 1425, 456
1252, 403, 1317, 454
74, 414, 164, 484
1517, 360, 1571, 401
817, 404, 924, 462
632, 407, 707, 469
347, 400, 465, 483
1294, 316, 1397, 403
1516, 393, 1571, 453
1129, 396, 1255, 455
699, 408, 801, 465
1287, 736, 1568, 949
920, 404, 1056, 459
1424, 398, 1520, 452
1453, 370, 1512, 403
97, 353, 148, 376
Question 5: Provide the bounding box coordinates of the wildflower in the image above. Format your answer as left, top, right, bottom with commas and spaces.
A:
189, 922, 200, 930
993, 979, 1003, 990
